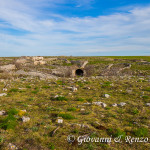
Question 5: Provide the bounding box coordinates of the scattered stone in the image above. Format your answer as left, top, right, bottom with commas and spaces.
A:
0, 110, 6, 116
54, 95, 59, 98
18, 88, 26, 90
22, 116, 30, 122
0, 93, 7, 96
71, 123, 89, 128
112, 103, 117, 107
3, 88, 7, 91
80, 108, 85, 112
8, 143, 18, 150
104, 94, 110, 98
93, 102, 107, 107
101, 103, 107, 108
83, 102, 91, 105
146, 103, 150, 106
93, 101, 102, 106
56, 117, 63, 124
72, 87, 77, 92
118, 102, 126, 107
126, 89, 132, 94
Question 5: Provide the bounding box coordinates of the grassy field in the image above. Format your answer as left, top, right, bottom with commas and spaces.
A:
0, 56, 150, 150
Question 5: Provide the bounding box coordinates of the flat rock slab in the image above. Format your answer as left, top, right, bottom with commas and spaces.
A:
0, 93, 7, 96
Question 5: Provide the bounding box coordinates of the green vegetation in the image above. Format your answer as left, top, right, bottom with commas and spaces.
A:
134, 128, 148, 137
76, 97, 84, 102
67, 107, 77, 111
0, 56, 149, 149
58, 113, 75, 120
52, 96, 68, 101
0, 108, 18, 130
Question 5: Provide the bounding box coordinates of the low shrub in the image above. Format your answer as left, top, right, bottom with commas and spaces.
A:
134, 128, 148, 137
9, 88, 19, 92
0, 108, 18, 130
67, 107, 76, 111
58, 113, 75, 120
53, 96, 68, 101
76, 98, 84, 102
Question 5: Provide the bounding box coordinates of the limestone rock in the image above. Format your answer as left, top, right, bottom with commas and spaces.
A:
146, 103, 150, 106
118, 102, 126, 107
0, 110, 6, 116
22, 116, 30, 122
0, 93, 7, 96
112, 103, 117, 107
3, 88, 7, 91
101, 103, 107, 108
93, 102, 102, 106
0, 64, 16, 71
93, 102, 107, 107
56, 117, 63, 124
32, 56, 43, 61
72, 87, 77, 92
104, 94, 110, 98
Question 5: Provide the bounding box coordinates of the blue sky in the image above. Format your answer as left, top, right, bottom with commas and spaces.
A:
0, 0, 150, 56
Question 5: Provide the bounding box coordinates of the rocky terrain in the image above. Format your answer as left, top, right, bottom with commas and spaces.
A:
0, 56, 150, 150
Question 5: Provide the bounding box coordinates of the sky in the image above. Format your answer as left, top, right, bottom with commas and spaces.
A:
0, 0, 150, 56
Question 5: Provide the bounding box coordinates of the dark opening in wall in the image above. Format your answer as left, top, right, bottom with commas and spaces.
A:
75, 69, 84, 76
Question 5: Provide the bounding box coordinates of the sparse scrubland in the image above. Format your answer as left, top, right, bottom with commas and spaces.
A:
0, 56, 150, 150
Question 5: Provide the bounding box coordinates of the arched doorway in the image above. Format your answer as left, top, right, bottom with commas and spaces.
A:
75, 69, 84, 76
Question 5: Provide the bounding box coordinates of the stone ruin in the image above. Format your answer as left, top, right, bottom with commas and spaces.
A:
15, 56, 46, 66
0, 56, 90, 78
51, 60, 89, 77
70, 60, 88, 77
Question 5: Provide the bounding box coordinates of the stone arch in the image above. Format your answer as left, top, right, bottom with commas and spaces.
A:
75, 69, 84, 76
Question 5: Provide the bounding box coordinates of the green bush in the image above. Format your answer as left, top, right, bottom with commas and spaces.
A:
142, 96, 149, 99
0, 115, 17, 130
144, 87, 150, 92
102, 81, 112, 88
58, 113, 75, 120
57, 80, 65, 85
53, 96, 68, 101
76, 81, 84, 87
26, 85, 31, 88
42, 86, 50, 89
107, 128, 126, 138
0, 108, 18, 130
48, 143, 55, 150
76, 98, 84, 102
134, 128, 148, 137
31, 126, 39, 132
87, 98, 93, 102
8, 108, 18, 115
31, 90, 39, 94
9, 88, 19, 92
67, 107, 76, 111
132, 109, 139, 115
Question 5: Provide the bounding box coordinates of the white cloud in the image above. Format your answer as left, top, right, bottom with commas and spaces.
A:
0, 0, 150, 56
